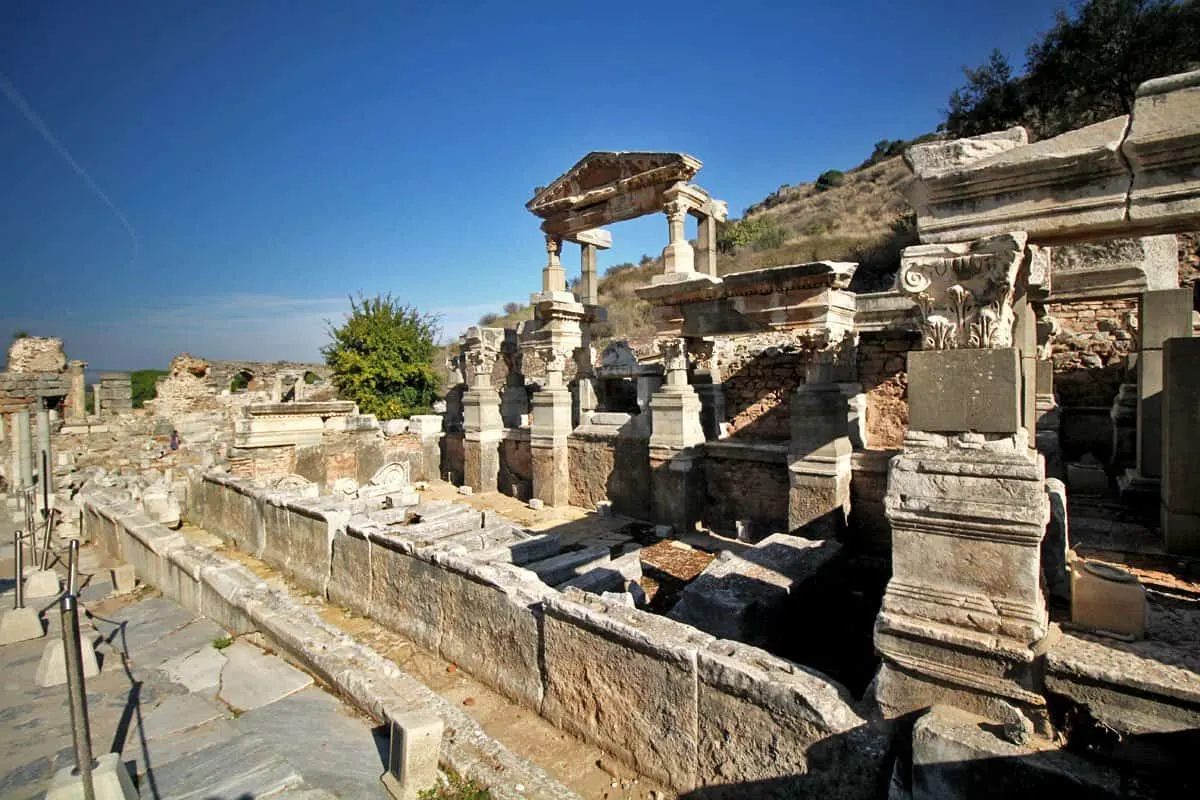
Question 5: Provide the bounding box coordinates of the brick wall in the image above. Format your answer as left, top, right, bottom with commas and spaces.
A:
855, 331, 917, 449
1046, 297, 1137, 408
228, 444, 295, 482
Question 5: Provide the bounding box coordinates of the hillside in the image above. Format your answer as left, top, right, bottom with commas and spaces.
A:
470, 148, 920, 350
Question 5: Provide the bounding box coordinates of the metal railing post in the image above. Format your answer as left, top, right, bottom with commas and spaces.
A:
13, 531, 24, 610
61, 538, 95, 800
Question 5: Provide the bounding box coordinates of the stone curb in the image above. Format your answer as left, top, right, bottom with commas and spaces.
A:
80, 488, 580, 800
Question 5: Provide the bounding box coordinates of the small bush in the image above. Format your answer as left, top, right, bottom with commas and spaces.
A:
815, 169, 845, 192
477, 313, 501, 326
418, 769, 490, 800
212, 636, 233, 650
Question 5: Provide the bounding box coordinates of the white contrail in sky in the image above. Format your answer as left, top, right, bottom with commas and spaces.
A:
0, 69, 140, 269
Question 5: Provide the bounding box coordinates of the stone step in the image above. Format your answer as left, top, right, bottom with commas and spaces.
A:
526, 545, 612, 586
557, 549, 644, 594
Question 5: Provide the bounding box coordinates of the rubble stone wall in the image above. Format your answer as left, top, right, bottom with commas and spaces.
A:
498, 436, 532, 500
715, 333, 806, 441
180, 474, 884, 795
5, 336, 66, 373
0, 371, 69, 413
1046, 297, 1138, 409
856, 331, 917, 450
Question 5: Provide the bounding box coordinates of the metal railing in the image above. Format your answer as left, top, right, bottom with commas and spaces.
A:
61, 539, 96, 800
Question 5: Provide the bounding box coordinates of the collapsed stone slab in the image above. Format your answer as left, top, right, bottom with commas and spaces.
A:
667, 534, 840, 646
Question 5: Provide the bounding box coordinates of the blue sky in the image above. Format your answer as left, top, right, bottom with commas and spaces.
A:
1, 0, 1062, 369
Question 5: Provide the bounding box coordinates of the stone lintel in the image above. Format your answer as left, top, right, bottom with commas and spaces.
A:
568, 228, 613, 248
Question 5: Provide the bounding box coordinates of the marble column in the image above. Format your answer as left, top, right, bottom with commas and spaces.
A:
648, 338, 705, 533
92, 384, 102, 418
542, 234, 566, 294
580, 243, 599, 306
875, 232, 1051, 731
1119, 288, 1193, 506
461, 345, 503, 494
530, 348, 574, 506
67, 360, 88, 424
694, 212, 718, 277
14, 409, 33, 490
659, 189, 695, 278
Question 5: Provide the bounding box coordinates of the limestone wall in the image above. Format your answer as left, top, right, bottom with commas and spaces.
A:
184, 473, 885, 795
227, 431, 426, 490
0, 371, 69, 413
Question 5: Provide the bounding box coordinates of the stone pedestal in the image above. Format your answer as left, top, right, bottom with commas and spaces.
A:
648, 339, 705, 531
66, 360, 87, 424
875, 429, 1051, 729
787, 382, 852, 537
1120, 288, 1193, 506
408, 415, 444, 482
875, 332, 1050, 729
462, 385, 502, 493
530, 387, 572, 506
14, 409, 33, 490
1162, 338, 1200, 554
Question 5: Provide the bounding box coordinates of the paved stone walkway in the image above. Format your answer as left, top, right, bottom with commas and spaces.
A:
0, 538, 390, 799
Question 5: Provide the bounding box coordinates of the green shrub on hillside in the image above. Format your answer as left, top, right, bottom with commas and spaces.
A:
716, 217, 790, 254
130, 369, 168, 408
815, 170, 845, 192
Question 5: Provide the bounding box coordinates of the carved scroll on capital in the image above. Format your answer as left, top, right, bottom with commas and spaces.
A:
898, 232, 1028, 350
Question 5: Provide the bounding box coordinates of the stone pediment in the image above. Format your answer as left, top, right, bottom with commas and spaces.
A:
527, 151, 702, 218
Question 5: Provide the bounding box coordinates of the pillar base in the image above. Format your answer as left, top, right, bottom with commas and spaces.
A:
648, 386, 704, 449
649, 445, 705, 534
0, 607, 44, 644
876, 430, 1050, 726
463, 434, 501, 494
531, 439, 570, 507
787, 463, 850, 538
46, 752, 138, 800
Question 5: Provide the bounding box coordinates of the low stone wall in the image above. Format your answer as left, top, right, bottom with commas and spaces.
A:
703, 441, 789, 537
186, 472, 886, 795
226, 432, 426, 490
78, 485, 577, 800
567, 432, 650, 517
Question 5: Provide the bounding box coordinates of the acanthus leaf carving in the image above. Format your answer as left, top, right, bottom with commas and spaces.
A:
898, 232, 1028, 350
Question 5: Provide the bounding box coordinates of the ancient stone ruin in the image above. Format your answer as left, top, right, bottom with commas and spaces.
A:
4, 67, 1200, 800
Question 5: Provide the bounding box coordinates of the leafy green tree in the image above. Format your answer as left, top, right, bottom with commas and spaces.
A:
944, 1, 1200, 139
130, 369, 168, 408
323, 293, 441, 420
943, 49, 1026, 137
